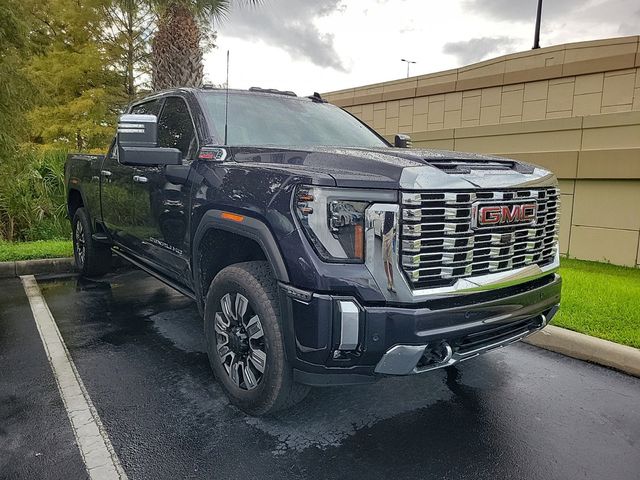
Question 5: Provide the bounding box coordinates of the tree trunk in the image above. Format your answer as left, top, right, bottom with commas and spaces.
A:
76, 130, 85, 151
151, 3, 204, 90
125, 3, 135, 101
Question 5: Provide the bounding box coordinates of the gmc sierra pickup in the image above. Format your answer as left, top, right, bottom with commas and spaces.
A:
65, 87, 561, 415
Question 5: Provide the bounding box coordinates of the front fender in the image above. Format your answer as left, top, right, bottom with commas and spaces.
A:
192, 209, 290, 302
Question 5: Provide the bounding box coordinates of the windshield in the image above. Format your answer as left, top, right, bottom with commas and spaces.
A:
200, 91, 388, 148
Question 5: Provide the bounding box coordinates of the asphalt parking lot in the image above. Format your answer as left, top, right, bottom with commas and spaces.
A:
1, 269, 639, 480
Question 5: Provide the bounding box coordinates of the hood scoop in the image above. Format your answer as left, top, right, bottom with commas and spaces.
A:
425, 158, 535, 175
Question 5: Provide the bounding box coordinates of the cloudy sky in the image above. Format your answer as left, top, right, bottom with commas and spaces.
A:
203, 0, 640, 95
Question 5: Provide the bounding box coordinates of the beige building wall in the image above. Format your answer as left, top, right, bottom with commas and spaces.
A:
324, 36, 640, 267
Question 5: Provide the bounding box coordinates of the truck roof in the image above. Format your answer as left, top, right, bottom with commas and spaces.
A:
134, 87, 326, 105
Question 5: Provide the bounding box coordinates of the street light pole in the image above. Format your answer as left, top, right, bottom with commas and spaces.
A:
401, 58, 416, 78
533, 0, 543, 49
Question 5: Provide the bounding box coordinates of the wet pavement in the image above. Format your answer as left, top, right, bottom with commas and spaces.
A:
1, 269, 639, 479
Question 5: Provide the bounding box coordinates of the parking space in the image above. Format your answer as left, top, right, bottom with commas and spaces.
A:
2, 269, 640, 480
0, 277, 86, 479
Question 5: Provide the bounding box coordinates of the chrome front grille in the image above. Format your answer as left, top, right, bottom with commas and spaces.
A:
400, 188, 560, 289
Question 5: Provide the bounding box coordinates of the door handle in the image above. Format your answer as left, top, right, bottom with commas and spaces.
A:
133, 175, 148, 183
101, 170, 112, 177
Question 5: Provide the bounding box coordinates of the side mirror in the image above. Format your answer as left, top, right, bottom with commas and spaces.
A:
394, 134, 412, 148
118, 114, 158, 147
117, 114, 181, 166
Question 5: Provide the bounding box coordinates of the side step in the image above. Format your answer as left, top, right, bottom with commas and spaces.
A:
112, 249, 196, 300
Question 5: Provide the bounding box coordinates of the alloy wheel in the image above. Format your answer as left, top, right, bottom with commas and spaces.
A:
214, 293, 266, 390
75, 220, 86, 267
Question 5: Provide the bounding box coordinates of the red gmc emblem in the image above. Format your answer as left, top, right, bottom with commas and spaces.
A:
475, 203, 537, 227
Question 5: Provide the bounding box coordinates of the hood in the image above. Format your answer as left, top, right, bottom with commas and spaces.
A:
230, 146, 556, 191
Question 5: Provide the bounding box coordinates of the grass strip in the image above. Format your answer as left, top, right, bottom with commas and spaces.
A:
554, 258, 640, 349
0, 240, 73, 262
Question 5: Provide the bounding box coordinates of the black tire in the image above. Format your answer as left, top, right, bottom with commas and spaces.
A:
72, 208, 111, 277
204, 261, 310, 415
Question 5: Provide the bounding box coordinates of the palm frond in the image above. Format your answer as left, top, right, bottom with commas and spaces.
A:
149, 0, 263, 22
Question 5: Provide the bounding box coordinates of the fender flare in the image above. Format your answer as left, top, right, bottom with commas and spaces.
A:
67, 186, 88, 218
192, 209, 290, 301
67, 186, 104, 234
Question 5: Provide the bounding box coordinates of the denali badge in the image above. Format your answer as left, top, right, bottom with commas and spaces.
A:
473, 203, 537, 228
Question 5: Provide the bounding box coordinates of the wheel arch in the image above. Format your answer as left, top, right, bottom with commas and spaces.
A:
67, 188, 86, 220
192, 210, 290, 307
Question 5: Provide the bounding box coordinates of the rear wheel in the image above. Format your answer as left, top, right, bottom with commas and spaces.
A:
72, 208, 111, 277
204, 261, 310, 415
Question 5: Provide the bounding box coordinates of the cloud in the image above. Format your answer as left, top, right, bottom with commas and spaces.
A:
461, 0, 584, 22
443, 36, 518, 64
463, 0, 640, 32
220, 0, 348, 72
618, 7, 640, 35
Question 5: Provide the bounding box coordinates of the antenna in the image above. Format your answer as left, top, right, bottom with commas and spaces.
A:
532, 0, 543, 49
224, 50, 230, 145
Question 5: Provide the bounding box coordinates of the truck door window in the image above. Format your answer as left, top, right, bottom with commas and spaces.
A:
157, 97, 196, 159
131, 99, 162, 116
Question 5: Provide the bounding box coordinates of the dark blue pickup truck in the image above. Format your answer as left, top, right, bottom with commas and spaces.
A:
65, 87, 561, 415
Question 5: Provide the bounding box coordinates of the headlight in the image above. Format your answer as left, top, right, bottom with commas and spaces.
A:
294, 186, 369, 263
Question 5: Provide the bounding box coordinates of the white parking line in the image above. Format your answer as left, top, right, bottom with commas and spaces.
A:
21, 275, 128, 480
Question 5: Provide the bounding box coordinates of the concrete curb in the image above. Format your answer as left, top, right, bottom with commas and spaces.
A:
0, 257, 76, 278
525, 325, 640, 378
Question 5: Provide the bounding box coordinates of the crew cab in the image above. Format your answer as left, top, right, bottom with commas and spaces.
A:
65, 87, 561, 415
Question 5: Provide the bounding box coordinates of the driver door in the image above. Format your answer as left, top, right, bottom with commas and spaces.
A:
129, 96, 197, 279
101, 99, 163, 254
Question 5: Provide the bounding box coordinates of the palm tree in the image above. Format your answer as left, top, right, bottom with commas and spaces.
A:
151, 1, 261, 90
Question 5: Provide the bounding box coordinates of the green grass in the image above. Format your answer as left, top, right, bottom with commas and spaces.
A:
554, 258, 640, 349
0, 240, 73, 262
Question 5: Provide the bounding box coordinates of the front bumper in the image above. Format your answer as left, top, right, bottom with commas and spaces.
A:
279, 273, 561, 386
373, 306, 554, 375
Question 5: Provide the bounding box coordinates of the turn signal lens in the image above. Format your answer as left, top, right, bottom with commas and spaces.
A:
298, 193, 314, 202
221, 212, 244, 223
354, 224, 364, 260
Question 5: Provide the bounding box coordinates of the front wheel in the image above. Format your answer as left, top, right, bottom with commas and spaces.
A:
204, 261, 309, 415
72, 208, 111, 277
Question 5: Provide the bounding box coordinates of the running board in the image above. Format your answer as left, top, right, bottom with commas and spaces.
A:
112, 249, 196, 300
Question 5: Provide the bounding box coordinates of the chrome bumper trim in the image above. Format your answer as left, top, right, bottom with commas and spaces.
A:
374, 314, 548, 375
373, 345, 427, 375
337, 300, 360, 351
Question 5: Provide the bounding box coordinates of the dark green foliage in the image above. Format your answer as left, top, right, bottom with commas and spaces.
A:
0, 0, 125, 241
102, 1, 155, 102
0, 0, 34, 158
0, 148, 70, 241
0, 0, 262, 241
26, 0, 126, 150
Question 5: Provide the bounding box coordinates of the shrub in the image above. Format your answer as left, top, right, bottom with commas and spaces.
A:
0, 146, 70, 241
